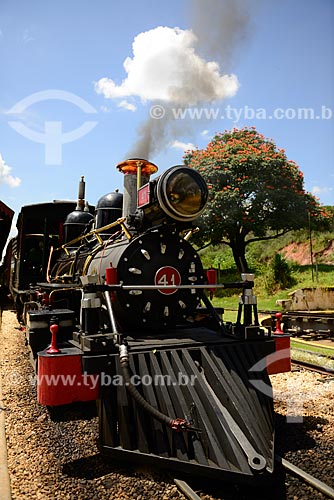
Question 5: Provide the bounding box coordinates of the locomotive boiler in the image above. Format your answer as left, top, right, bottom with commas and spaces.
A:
52, 160, 209, 331
7, 159, 284, 485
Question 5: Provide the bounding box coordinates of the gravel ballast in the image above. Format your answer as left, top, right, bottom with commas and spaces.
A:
0, 309, 333, 499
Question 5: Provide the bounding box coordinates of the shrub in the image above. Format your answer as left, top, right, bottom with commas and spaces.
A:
264, 254, 296, 293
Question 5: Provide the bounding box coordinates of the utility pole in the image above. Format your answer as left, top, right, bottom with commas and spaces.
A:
308, 211, 314, 282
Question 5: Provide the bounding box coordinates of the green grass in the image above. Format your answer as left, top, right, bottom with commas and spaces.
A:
291, 348, 334, 370
291, 339, 334, 357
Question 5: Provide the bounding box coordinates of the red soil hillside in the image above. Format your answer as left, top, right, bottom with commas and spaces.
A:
280, 240, 334, 265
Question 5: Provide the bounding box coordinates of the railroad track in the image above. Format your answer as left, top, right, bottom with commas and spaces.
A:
271, 310, 334, 339
226, 307, 334, 339
276, 456, 334, 500
173, 479, 201, 500
173, 456, 334, 500
291, 358, 334, 375
291, 340, 334, 375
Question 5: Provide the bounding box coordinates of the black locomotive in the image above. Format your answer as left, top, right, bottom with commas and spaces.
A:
2, 159, 284, 484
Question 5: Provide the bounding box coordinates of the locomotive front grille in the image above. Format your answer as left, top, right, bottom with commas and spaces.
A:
97, 337, 275, 483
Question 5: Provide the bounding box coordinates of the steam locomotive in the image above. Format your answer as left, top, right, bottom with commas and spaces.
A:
2, 159, 286, 484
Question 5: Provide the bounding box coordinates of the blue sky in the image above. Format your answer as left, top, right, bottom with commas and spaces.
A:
0, 0, 333, 229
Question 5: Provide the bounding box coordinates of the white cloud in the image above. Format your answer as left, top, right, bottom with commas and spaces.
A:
0, 154, 21, 188
170, 140, 196, 151
312, 186, 333, 195
201, 129, 209, 136
118, 100, 137, 112
95, 26, 239, 106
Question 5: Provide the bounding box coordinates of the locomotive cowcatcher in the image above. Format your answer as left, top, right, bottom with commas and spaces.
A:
4, 159, 290, 485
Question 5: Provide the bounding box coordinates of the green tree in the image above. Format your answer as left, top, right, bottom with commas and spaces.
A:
184, 127, 331, 273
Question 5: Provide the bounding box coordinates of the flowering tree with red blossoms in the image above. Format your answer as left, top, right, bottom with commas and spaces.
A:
184, 127, 331, 273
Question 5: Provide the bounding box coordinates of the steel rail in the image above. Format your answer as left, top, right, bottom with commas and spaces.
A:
256, 310, 334, 320
175, 455, 334, 500
276, 455, 334, 499
173, 479, 202, 500
285, 311, 334, 319
291, 358, 334, 375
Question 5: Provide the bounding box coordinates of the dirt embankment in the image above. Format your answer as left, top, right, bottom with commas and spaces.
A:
280, 240, 334, 265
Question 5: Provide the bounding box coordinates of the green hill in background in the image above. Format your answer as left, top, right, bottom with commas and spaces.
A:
199, 229, 334, 312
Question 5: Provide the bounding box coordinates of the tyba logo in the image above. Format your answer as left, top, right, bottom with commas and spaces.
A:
7, 90, 98, 165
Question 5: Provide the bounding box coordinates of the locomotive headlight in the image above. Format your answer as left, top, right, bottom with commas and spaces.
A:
156, 166, 208, 221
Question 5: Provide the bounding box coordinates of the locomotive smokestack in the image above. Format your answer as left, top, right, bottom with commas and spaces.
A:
117, 159, 158, 217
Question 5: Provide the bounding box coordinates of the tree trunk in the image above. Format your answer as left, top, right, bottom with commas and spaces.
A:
230, 241, 249, 274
